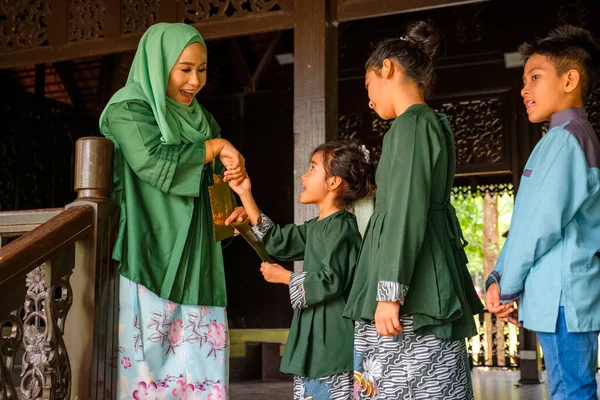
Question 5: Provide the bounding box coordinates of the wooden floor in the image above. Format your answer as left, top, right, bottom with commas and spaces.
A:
230, 369, 600, 399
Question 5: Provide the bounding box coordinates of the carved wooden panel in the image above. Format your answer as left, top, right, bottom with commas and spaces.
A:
1, 0, 295, 67
181, 0, 283, 23
452, 3, 485, 44
370, 111, 393, 138
338, 111, 386, 166
0, 311, 23, 399
121, 0, 161, 35
338, 112, 362, 141
69, 0, 106, 42
0, 0, 50, 50
438, 98, 504, 167
585, 88, 600, 137
555, 0, 590, 28
452, 183, 514, 199
339, 95, 509, 171
20, 266, 73, 400
366, 145, 383, 167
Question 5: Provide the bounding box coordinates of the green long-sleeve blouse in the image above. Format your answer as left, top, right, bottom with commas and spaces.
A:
343, 104, 483, 340
102, 99, 227, 306
260, 210, 361, 378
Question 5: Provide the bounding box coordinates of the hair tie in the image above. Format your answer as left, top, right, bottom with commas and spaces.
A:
359, 145, 371, 164
400, 35, 416, 45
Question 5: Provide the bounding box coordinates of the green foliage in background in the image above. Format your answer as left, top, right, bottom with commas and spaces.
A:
451, 193, 514, 287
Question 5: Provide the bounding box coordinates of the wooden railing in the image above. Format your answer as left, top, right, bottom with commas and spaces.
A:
468, 310, 521, 369
0, 137, 119, 400
468, 310, 600, 376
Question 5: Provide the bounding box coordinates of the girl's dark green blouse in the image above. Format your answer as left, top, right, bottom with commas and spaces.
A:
263, 210, 361, 378
343, 104, 484, 340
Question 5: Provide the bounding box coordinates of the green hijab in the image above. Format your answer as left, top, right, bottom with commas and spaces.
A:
99, 23, 214, 145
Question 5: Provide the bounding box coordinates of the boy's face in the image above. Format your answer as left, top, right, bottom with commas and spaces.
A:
521, 54, 564, 123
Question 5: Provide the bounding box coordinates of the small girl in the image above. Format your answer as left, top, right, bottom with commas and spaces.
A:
229, 142, 373, 400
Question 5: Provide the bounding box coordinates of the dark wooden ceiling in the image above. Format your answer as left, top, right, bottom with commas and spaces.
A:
8, 30, 295, 116
6, 0, 600, 117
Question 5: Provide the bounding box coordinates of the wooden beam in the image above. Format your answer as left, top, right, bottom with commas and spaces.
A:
104, 0, 121, 39
336, 0, 489, 22
228, 39, 253, 92
160, 0, 178, 22
95, 54, 121, 114
251, 32, 282, 92
35, 64, 46, 97
0, 11, 294, 69
293, 0, 338, 231
53, 61, 88, 113
519, 329, 542, 384
46, 0, 68, 47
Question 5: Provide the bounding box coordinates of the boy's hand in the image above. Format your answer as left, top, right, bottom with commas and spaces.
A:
375, 301, 403, 337
485, 282, 520, 326
503, 302, 520, 326
260, 262, 292, 285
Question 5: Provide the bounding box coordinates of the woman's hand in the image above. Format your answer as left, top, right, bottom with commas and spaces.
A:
375, 301, 403, 336
260, 262, 292, 285
219, 141, 246, 185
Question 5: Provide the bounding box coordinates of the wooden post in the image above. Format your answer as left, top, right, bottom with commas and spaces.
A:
511, 81, 542, 383
519, 329, 542, 384
96, 54, 121, 114
483, 192, 502, 365
74, 138, 114, 199
35, 64, 45, 97
293, 0, 338, 268
54, 61, 89, 113
64, 137, 120, 399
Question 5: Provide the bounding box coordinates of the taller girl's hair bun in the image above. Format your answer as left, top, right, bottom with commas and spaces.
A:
405, 20, 443, 61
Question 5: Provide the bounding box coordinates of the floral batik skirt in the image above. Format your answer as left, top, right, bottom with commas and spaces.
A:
116, 275, 229, 400
353, 316, 474, 400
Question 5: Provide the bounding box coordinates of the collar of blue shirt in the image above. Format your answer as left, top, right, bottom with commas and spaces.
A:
547, 108, 587, 130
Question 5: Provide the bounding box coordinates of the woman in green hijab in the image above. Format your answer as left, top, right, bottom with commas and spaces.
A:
100, 23, 244, 399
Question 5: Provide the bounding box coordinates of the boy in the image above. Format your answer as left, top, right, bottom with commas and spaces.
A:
485, 26, 600, 399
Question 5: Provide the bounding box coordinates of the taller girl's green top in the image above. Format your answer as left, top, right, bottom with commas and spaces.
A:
261, 210, 362, 378
343, 104, 484, 340
98, 23, 227, 306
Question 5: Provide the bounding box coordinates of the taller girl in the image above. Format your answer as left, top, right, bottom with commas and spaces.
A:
343, 21, 483, 399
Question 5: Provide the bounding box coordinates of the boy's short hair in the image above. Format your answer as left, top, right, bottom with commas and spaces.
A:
519, 25, 600, 100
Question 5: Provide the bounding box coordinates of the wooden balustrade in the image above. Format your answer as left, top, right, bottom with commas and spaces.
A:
0, 137, 119, 400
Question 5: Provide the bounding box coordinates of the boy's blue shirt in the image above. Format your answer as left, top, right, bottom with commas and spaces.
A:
487, 108, 600, 333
